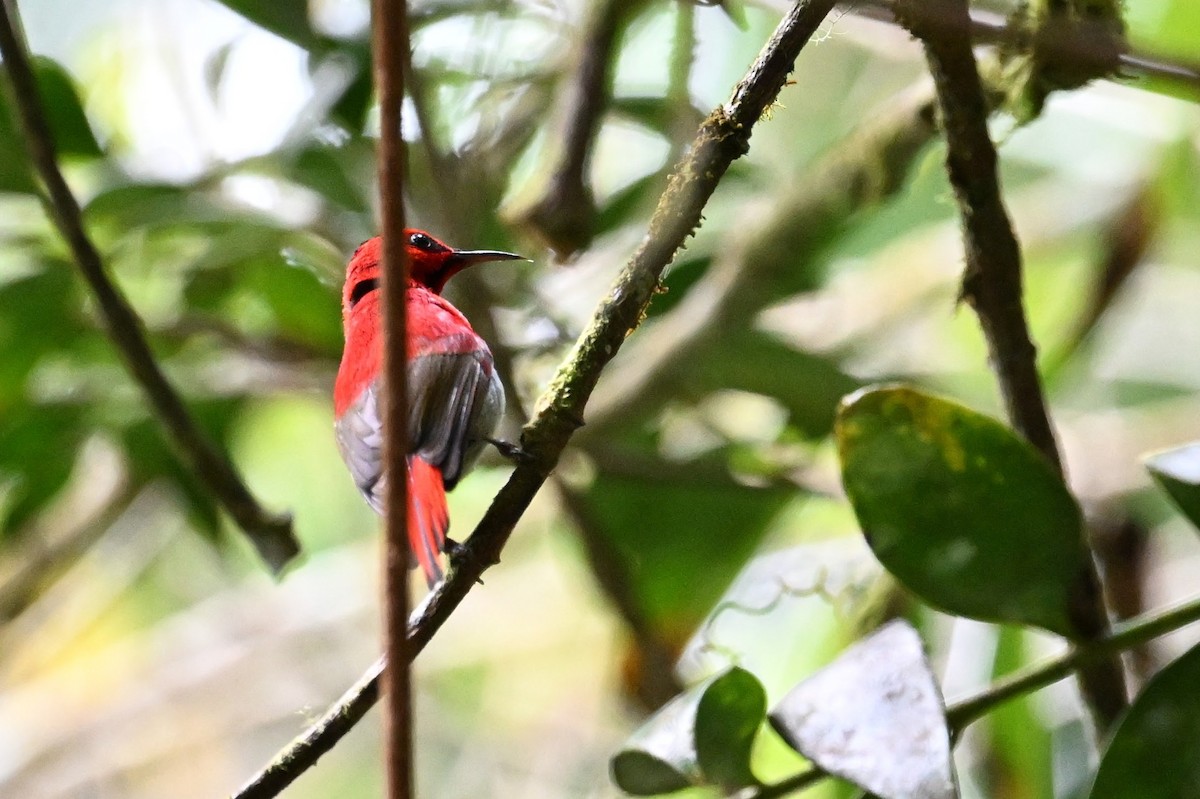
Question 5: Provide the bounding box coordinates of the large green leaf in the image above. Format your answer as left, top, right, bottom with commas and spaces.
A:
611, 667, 765, 795
1090, 638, 1200, 798
835, 385, 1089, 637
1145, 442, 1200, 534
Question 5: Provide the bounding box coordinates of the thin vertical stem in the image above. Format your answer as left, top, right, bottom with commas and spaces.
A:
372, 0, 413, 796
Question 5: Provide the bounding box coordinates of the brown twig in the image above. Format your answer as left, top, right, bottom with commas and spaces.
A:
509, 0, 650, 258
230, 1, 839, 793
847, 0, 1200, 95
232, 658, 386, 799
892, 0, 1127, 732
0, 3, 298, 574
372, 0, 414, 795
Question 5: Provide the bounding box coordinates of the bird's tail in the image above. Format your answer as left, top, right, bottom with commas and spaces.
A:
408, 456, 449, 586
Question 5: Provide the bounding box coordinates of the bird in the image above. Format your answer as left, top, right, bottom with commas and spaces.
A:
333, 230, 522, 586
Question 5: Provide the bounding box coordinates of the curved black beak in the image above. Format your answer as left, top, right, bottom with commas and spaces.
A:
447, 249, 526, 268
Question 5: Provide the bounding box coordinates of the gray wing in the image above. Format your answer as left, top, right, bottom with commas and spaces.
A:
335, 383, 386, 512
407, 350, 504, 489
335, 351, 504, 509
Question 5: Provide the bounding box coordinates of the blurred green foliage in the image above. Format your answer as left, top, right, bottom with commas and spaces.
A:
0, 0, 1199, 797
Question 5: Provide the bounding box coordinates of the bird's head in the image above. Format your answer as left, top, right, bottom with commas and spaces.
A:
343, 230, 523, 313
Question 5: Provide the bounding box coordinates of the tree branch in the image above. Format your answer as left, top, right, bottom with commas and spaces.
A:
892, 0, 1127, 733
0, 3, 298, 574
847, 0, 1200, 95
229, 1, 839, 793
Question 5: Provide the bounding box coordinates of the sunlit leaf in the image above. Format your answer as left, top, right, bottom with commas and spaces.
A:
1145, 442, 1200, 533
836, 385, 1088, 637
769, 621, 956, 799
1090, 638, 1200, 798
611, 667, 765, 795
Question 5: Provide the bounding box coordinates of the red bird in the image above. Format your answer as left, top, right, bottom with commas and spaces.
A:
334, 230, 521, 585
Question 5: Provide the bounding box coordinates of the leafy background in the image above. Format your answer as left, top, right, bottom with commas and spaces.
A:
0, 0, 1198, 796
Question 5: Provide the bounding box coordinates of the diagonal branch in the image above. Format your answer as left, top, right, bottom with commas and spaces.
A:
230, 0, 840, 793
891, 0, 1127, 732
0, 4, 298, 574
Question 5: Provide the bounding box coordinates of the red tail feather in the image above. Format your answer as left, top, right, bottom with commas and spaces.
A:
408, 456, 448, 586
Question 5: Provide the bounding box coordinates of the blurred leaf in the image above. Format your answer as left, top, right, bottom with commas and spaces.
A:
769, 621, 956, 799
210, 0, 321, 50
645, 255, 710, 319
835, 385, 1088, 637
0, 264, 85, 406
0, 57, 102, 193
596, 172, 661, 238
120, 417, 220, 537
0, 404, 85, 536
84, 183, 233, 229
1090, 638, 1200, 798
695, 329, 859, 439
611, 96, 690, 135
1145, 442, 1200, 533
1126, 0, 1200, 101
985, 628, 1054, 798
584, 464, 792, 633
245, 252, 343, 350
290, 144, 370, 212
116, 397, 247, 539
25, 58, 103, 157
611, 667, 765, 794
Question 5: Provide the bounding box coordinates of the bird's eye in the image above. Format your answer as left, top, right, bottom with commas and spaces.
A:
409, 232, 434, 250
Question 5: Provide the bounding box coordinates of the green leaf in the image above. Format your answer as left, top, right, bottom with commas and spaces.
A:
28, 58, 102, 157
290, 144, 371, 212
694, 667, 765, 791
1090, 638, 1200, 798
835, 385, 1088, 637
695, 329, 860, 439
210, 0, 321, 50
769, 621, 956, 799
583, 464, 791, 633
0, 57, 102, 193
1145, 442, 1200, 533
0, 404, 85, 536
611, 667, 765, 795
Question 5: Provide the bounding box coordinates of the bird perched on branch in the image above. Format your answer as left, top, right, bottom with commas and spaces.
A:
334, 230, 522, 585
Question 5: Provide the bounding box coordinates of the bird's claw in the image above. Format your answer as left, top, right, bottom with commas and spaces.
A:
486, 437, 532, 463
444, 537, 485, 584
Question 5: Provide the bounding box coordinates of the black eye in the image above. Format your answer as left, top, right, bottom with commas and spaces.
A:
409, 232, 434, 250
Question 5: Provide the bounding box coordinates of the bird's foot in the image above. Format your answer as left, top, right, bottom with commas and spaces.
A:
486, 437, 532, 463
444, 537, 465, 559
444, 537, 485, 585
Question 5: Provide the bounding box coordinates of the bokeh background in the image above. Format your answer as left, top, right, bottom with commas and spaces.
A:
1, 0, 1199, 796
